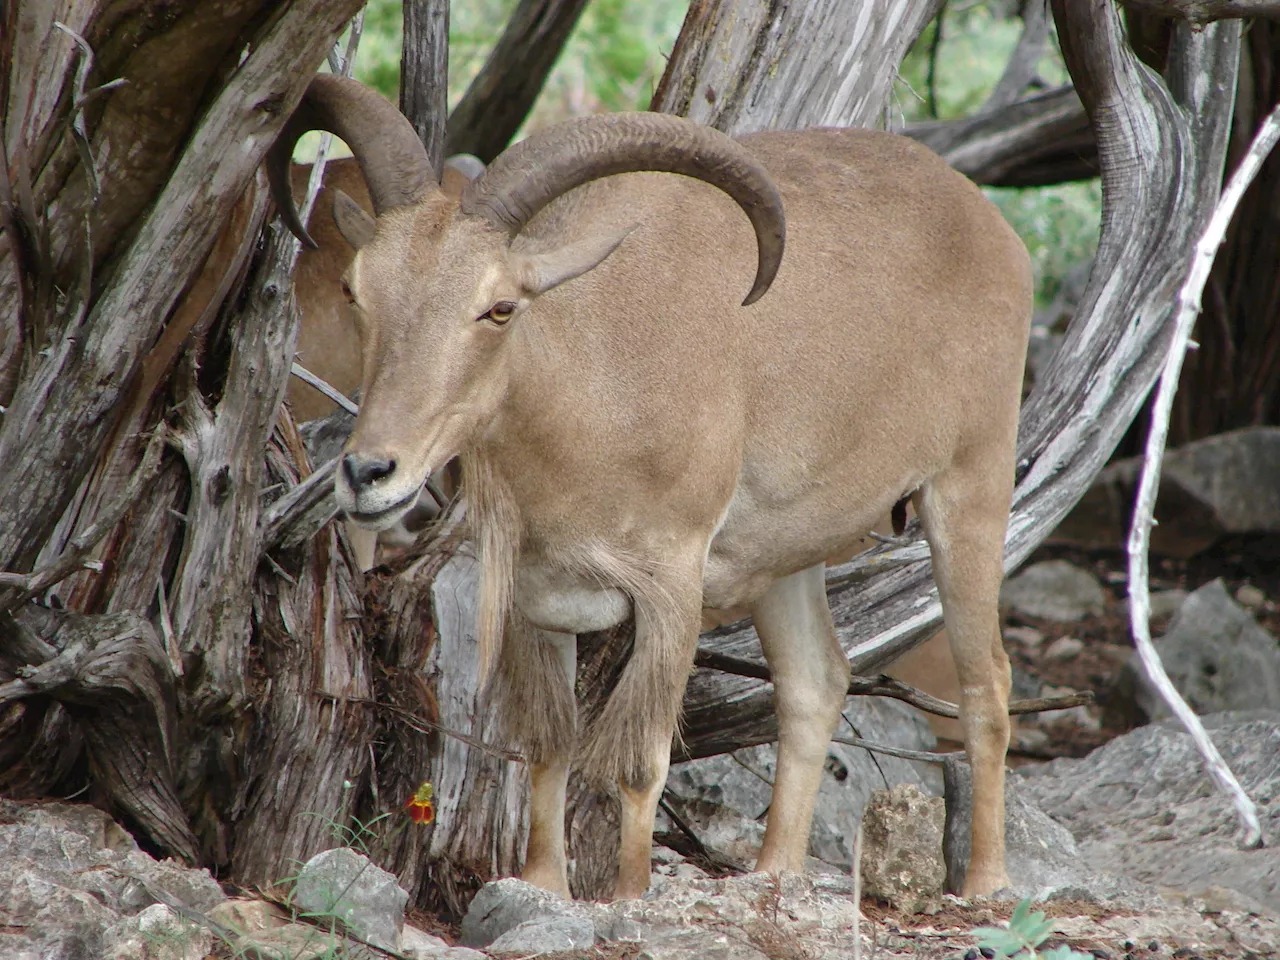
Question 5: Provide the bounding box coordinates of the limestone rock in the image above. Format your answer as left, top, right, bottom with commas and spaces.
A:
0, 799, 226, 959
400, 925, 452, 957
487, 915, 597, 955
943, 757, 1156, 905
859, 783, 945, 912
1052, 427, 1280, 556
102, 904, 213, 960
293, 847, 408, 952
1000, 560, 1106, 622
1018, 710, 1280, 913
1116, 578, 1280, 722
460, 877, 594, 948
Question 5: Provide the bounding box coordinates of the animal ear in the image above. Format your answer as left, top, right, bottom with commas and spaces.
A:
441, 153, 485, 200
516, 228, 634, 296
333, 188, 376, 249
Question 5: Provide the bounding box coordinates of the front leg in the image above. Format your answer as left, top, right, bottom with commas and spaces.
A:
497, 624, 577, 898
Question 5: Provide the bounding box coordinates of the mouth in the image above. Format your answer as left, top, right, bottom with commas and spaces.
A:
345, 488, 422, 530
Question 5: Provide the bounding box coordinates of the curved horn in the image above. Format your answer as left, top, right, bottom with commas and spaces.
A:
267, 75, 436, 248
459, 113, 785, 305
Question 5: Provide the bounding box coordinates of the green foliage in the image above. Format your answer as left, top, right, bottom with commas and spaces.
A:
972, 898, 1094, 960
355, 0, 685, 124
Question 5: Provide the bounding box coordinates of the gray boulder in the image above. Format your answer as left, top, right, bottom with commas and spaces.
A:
1052, 426, 1280, 556
1018, 710, 1280, 912
0, 799, 226, 960
486, 915, 597, 955
292, 847, 408, 952
460, 878, 595, 948
1116, 578, 1280, 722
1000, 559, 1107, 622
943, 756, 1157, 906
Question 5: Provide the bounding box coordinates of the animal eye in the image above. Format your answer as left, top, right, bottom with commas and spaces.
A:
481, 301, 517, 325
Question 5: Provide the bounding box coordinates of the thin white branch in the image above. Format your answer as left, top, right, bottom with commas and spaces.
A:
1127, 103, 1280, 851
290, 362, 359, 415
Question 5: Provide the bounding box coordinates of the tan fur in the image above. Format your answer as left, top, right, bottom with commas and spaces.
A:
315, 122, 1032, 898
287, 158, 369, 422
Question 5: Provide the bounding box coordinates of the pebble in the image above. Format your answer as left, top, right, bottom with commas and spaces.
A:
1235, 584, 1266, 609
1044, 635, 1085, 661
1005, 626, 1045, 649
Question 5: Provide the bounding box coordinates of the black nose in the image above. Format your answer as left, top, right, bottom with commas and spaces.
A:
342, 453, 397, 489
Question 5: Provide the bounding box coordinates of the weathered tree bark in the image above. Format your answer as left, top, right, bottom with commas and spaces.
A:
906, 85, 1097, 187
0, 0, 373, 890
445, 0, 591, 162
401, 0, 449, 174
651, 0, 945, 128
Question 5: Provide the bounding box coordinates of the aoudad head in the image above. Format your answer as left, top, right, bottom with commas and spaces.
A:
267, 75, 786, 531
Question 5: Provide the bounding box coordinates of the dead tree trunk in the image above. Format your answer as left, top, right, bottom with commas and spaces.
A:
445, 0, 591, 162
0, 0, 371, 890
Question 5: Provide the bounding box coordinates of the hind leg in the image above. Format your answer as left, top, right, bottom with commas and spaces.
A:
752, 563, 852, 873
915, 457, 1014, 897
518, 628, 576, 898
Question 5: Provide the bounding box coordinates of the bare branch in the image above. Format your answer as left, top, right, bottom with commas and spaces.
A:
983, 0, 1051, 112
1126, 102, 1280, 852
906, 84, 1096, 187
693, 648, 1095, 719
832, 735, 961, 765
1123, 0, 1280, 21
290, 362, 359, 416
446, 0, 590, 163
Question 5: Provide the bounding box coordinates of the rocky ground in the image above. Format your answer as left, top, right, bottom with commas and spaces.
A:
5, 431, 1280, 959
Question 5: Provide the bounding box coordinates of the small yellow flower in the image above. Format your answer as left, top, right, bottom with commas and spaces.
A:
404, 781, 435, 825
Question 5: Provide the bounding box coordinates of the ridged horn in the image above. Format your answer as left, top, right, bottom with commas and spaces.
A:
267, 75, 436, 248
459, 112, 785, 305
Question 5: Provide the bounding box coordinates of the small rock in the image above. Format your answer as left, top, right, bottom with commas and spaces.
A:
859, 783, 945, 913
1150, 590, 1189, 620
665, 696, 940, 871
1001, 560, 1107, 622
1005, 626, 1046, 650
1236, 584, 1267, 609
103, 903, 212, 960
1116, 579, 1280, 721
400, 925, 452, 957
1044, 636, 1085, 662
460, 878, 593, 948
292, 847, 407, 952
487, 916, 596, 955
